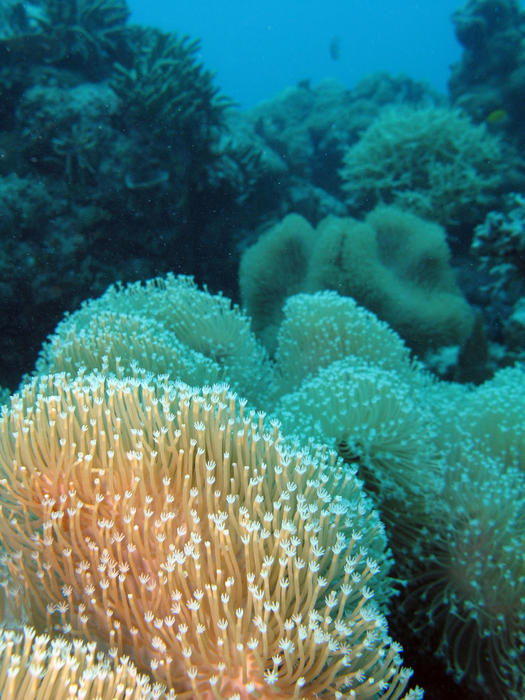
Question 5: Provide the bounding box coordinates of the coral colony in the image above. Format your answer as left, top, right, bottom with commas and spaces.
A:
0, 0, 524, 698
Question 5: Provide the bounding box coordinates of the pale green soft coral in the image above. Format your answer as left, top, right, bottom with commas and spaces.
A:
272, 289, 524, 698
274, 290, 423, 396
406, 365, 525, 697
430, 364, 525, 470
276, 356, 442, 554
273, 291, 441, 558
239, 213, 317, 354
306, 207, 475, 353
36, 274, 276, 407
415, 446, 525, 698
340, 106, 502, 226
37, 310, 221, 388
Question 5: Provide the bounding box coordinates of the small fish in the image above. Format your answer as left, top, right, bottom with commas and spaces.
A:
486, 108, 508, 124
329, 35, 342, 61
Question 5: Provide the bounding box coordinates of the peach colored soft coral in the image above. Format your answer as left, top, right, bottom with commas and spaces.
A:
0, 372, 421, 699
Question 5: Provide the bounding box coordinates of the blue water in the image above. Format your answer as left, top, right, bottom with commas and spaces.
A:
127, 0, 463, 108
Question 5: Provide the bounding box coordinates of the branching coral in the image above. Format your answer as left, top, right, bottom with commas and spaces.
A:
0, 0, 130, 73
50, 121, 102, 184
112, 26, 230, 146
0, 372, 421, 699
110, 25, 232, 207
339, 105, 502, 228
36, 0, 130, 67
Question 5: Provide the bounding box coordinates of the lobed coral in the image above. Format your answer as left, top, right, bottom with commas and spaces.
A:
241, 207, 475, 357
307, 207, 474, 354
239, 214, 317, 354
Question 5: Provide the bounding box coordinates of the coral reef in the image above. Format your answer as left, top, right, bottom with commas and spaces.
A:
0, 2, 524, 696
224, 73, 443, 225
471, 193, 525, 352
0, 0, 232, 389
0, 20, 490, 393
449, 0, 525, 150
0, 272, 523, 697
